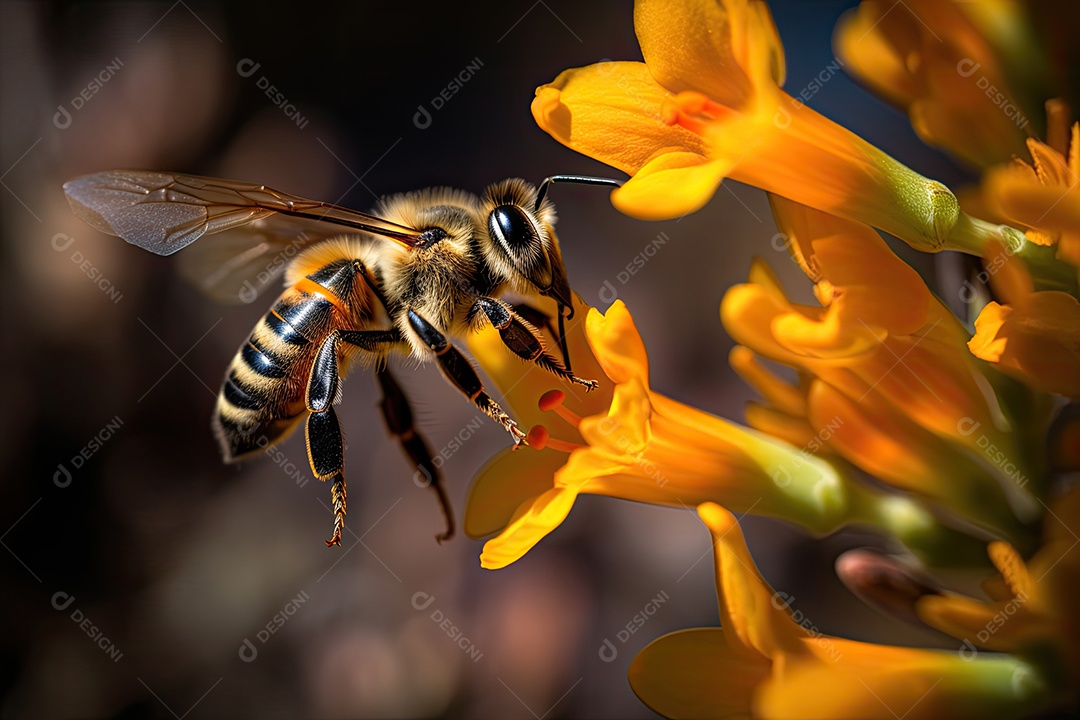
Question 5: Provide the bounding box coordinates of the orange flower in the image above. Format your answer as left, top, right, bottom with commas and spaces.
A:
917, 485, 1080, 695
628, 504, 1055, 719
968, 239, 1080, 397
834, 0, 1032, 168
531, 0, 1034, 259
722, 196, 1039, 535
466, 297, 990, 570
466, 300, 857, 569
983, 121, 1080, 267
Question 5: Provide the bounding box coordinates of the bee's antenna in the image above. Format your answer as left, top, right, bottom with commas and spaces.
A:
534, 175, 624, 212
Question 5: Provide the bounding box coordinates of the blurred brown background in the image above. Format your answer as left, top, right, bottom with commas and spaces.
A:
0, 1, 974, 718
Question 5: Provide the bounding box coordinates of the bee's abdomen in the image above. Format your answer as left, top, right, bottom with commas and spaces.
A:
214, 288, 336, 461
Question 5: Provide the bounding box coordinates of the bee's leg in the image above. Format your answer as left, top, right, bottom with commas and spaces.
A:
512, 302, 557, 338
305, 409, 347, 547
376, 367, 454, 543
406, 310, 526, 443
306, 329, 399, 546
512, 302, 575, 373
474, 297, 598, 391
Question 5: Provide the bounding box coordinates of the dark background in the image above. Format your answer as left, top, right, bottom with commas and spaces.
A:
1, 1, 976, 718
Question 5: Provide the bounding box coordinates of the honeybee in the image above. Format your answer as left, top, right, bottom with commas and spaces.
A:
63, 170, 619, 546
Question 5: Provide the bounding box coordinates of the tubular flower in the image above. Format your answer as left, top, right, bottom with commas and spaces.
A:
968, 239, 1080, 397
916, 485, 1080, 695
627, 504, 1054, 720
466, 299, 983, 570
531, 0, 1029, 256
834, 0, 1032, 169
722, 196, 1038, 531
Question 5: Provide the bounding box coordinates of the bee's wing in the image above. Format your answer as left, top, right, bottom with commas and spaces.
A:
62, 170, 425, 303
173, 218, 333, 304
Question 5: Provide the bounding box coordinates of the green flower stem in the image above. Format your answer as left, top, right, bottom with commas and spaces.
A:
945, 213, 1079, 294
734, 428, 994, 567
844, 483, 994, 568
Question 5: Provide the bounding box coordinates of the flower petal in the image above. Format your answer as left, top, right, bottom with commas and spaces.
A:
832, 3, 920, 109
465, 446, 567, 539
478, 486, 580, 569
969, 292, 1080, 397
805, 379, 1022, 539
611, 151, 729, 220
635, 0, 784, 107
629, 628, 767, 719
915, 592, 1048, 654
585, 301, 650, 385
984, 161, 1080, 236
699, 502, 808, 659
768, 195, 932, 337
531, 62, 706, 177
579, 377, 653, 455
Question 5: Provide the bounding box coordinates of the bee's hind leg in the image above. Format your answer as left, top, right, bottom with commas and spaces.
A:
305, 408, 348, 547
376, 367, 454, 543
306, 329, 400, 547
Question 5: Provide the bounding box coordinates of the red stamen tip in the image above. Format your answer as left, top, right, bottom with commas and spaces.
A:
526, 425, 550, 450
539, 390, 567, 412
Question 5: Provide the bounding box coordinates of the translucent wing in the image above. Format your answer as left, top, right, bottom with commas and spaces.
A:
62, 170, 429, 302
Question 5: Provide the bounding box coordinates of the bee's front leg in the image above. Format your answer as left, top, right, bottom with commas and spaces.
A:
474, 297, 598, 391
406, 309, 526, 444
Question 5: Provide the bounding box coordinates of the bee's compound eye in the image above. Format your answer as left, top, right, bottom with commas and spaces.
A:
488, 205, 538, 254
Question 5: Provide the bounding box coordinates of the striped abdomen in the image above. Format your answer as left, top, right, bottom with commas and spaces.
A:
213, 259, 367, 461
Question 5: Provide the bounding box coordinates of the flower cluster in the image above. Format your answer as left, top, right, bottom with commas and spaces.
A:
467, 1, 1079, 717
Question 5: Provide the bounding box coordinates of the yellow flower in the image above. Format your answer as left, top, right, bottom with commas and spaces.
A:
834, 0, 1031, 169
628, 503, 1054, 719
722, 196, 1038, 532
466, 299, 844, 569
466, 297, 989, 570
968, 239, 1080, 397
530, 0, 1033, 257
983, 121, 1080, 266
963, 115, 1080, 396
916, 485, 1080, 694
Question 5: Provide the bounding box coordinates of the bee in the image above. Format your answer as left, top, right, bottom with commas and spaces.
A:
63, 170, 620, 546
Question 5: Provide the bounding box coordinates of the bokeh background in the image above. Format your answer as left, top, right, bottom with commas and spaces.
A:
1, 1, 980, 717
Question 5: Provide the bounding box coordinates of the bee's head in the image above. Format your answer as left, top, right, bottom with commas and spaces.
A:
479, 178, 574, 318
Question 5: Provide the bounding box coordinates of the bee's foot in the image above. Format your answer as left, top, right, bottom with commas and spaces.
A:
573, 377, 600, 392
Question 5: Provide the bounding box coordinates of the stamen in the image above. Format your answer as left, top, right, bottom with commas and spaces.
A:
538, 389, 583, 428
526, 425, 550, 450
545, 436, 585, 454
527, 424, 583, 454
539, 390, 566, 412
